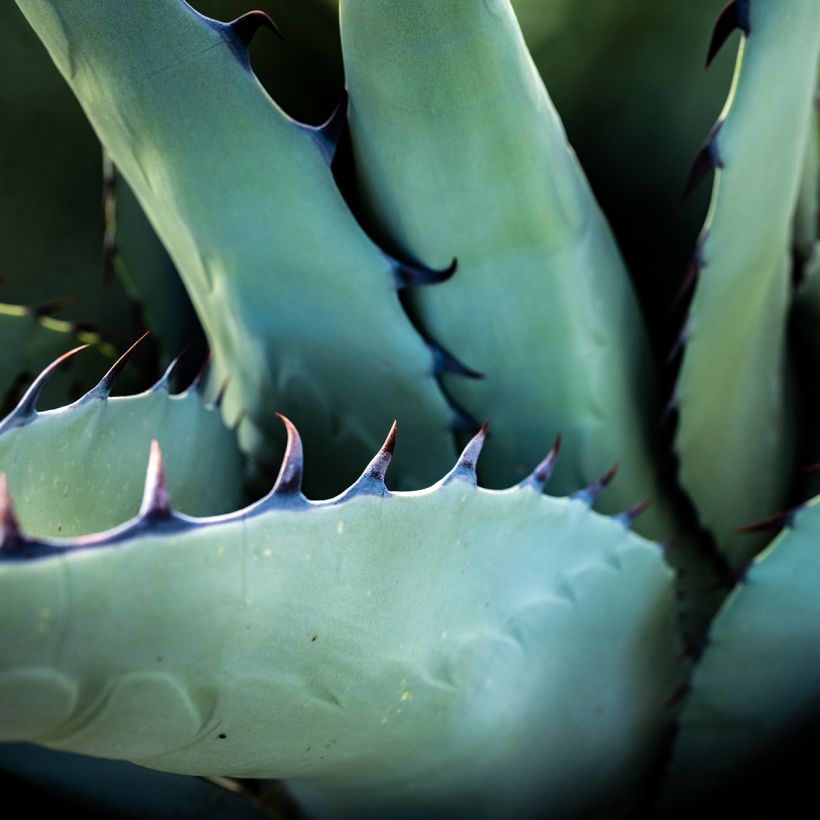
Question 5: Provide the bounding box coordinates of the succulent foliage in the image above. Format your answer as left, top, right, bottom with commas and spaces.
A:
1, 0, 819, 817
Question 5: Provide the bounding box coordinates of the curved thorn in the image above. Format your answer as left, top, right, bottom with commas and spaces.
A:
572, 464, 619, 505
616, 498, 653, 528
229, 10, 283, 47
443, 422, 488, 485
429, 339, 484, 379
338, 422, 397, 501
363, 421, 397, 482
152, 346, 191, 393
272, 414, 304, 496
735, 506, 799, 535
309, 89, 348, 164
0, 345, 90, 431
680, 121, 724, 202
140, 440, 173, 520
706, 0, 750, 68
217, 10, 283, 70
83, 331, 150, 401
391, 256, 458, 289
518, 433, 562, 492
358, 421, 398, 491
0, 474, 24, 551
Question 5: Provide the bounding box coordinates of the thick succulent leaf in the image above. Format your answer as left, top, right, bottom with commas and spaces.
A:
340, 1, 692, 548
0, 425, 681, 820
0, 304, 115, 411
15, 0, 458, 497
661, 497, 820, 806
0, 354, 245, 538
0, 744, 268, 819
512, 0, 733, 352
673, 0, 820, 565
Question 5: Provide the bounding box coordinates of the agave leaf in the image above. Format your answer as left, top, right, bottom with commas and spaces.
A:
661, 497, 820, 807
338, 0, 719, 626
673, 0, 820, 566
14, 0, 458, 496
0, 423, 680, 819
341, 0, 651, 489
513, 0, 733, 345
0, 304, 116, 411
0, 350, 245, 538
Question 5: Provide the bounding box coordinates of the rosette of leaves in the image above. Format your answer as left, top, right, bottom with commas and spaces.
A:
0, 1, 818, 818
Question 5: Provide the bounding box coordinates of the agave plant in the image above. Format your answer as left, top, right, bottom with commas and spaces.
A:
0, 0, 818, 817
